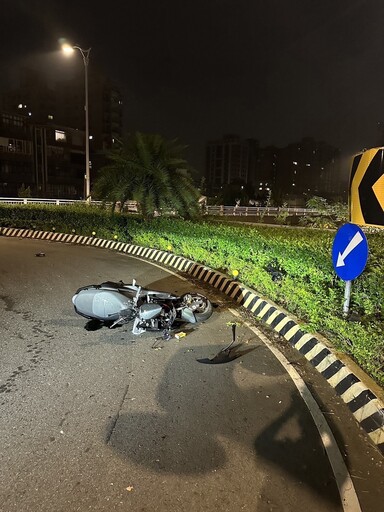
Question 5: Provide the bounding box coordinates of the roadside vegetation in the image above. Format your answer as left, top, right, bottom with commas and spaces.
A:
298, 196, 349, 229
94, 132, 200, 219
0, 203, 383, 386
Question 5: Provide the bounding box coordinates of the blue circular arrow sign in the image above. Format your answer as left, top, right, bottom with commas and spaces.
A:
332, 223, 368, 281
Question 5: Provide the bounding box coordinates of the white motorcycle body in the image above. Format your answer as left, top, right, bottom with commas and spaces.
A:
72, 279, 212, 334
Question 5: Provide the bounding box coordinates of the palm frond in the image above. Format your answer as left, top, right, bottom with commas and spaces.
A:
94, 132, 200, 218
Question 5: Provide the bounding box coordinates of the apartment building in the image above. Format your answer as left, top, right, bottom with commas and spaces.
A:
0, 111, 85, 198
205, 134, 345, 204
206, 134, 258, 193
1, 66, 123, 196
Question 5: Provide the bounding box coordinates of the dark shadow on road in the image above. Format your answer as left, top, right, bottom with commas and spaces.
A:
253, 390, 342, 508
84, 319, 104, 331
107, 342, 342, 508
109, 409, 228, 473
197, 343, 259, 364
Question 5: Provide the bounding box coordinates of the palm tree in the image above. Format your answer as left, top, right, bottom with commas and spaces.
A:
94, 132, 200, 218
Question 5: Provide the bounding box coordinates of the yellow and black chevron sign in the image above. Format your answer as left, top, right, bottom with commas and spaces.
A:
350, 147, 384, 227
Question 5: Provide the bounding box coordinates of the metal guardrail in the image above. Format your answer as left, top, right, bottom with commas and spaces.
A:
0, 197, 315, 216
204, 205, 312, 216
0, 198, 85, 206
0, 197, 139, 212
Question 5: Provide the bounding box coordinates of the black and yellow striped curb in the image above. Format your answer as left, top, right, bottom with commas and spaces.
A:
1, 226, 383, 456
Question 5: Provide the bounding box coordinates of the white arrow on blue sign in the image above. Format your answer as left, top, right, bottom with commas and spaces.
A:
332, 223, 368, 281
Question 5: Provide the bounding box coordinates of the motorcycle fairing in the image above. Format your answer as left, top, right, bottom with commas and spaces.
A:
72, 288, 134, 321
180, 307, 197, 323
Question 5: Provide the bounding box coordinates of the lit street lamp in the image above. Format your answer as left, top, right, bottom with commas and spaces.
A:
62, 43, 91, 202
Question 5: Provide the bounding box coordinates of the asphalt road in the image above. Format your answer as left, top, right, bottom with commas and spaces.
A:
0, 237, 383, 512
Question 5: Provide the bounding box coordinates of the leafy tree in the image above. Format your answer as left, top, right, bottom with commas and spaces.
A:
18, 183, 32, 198
299, 196, 349, 228
94, 132, 200, 218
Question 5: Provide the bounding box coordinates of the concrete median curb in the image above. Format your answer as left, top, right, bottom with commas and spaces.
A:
1, 226, 383, 456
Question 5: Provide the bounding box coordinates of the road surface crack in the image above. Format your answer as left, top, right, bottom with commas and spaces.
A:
105, 382, 130, 444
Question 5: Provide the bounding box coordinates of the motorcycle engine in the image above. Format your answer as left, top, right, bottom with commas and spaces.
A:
132, 302, 176, 334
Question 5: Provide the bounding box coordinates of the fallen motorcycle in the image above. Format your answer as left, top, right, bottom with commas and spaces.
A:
72, 279, 213, 335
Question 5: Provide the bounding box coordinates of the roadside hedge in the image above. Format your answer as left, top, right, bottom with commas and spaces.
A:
1, 204, 383, 385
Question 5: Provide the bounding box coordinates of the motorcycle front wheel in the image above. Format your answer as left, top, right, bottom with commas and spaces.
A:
181, 293, 213, 322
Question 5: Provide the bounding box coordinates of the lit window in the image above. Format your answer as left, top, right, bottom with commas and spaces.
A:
55, 130, 66, 141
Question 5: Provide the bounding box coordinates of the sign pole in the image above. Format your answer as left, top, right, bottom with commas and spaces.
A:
343, 280, 352, 316
332, 223, 368, 317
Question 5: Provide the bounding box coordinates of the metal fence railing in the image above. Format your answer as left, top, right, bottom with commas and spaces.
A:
0, 197, 315, 216
0, 198, 85, 206
204, 205, 312, 216
0, 197, 139, 212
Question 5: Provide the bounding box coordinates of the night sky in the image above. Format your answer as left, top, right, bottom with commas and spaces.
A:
1, 0, 384, 173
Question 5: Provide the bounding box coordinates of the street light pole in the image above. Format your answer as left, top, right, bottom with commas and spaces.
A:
62, 43, 91, 202
75, 46, 91, 203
